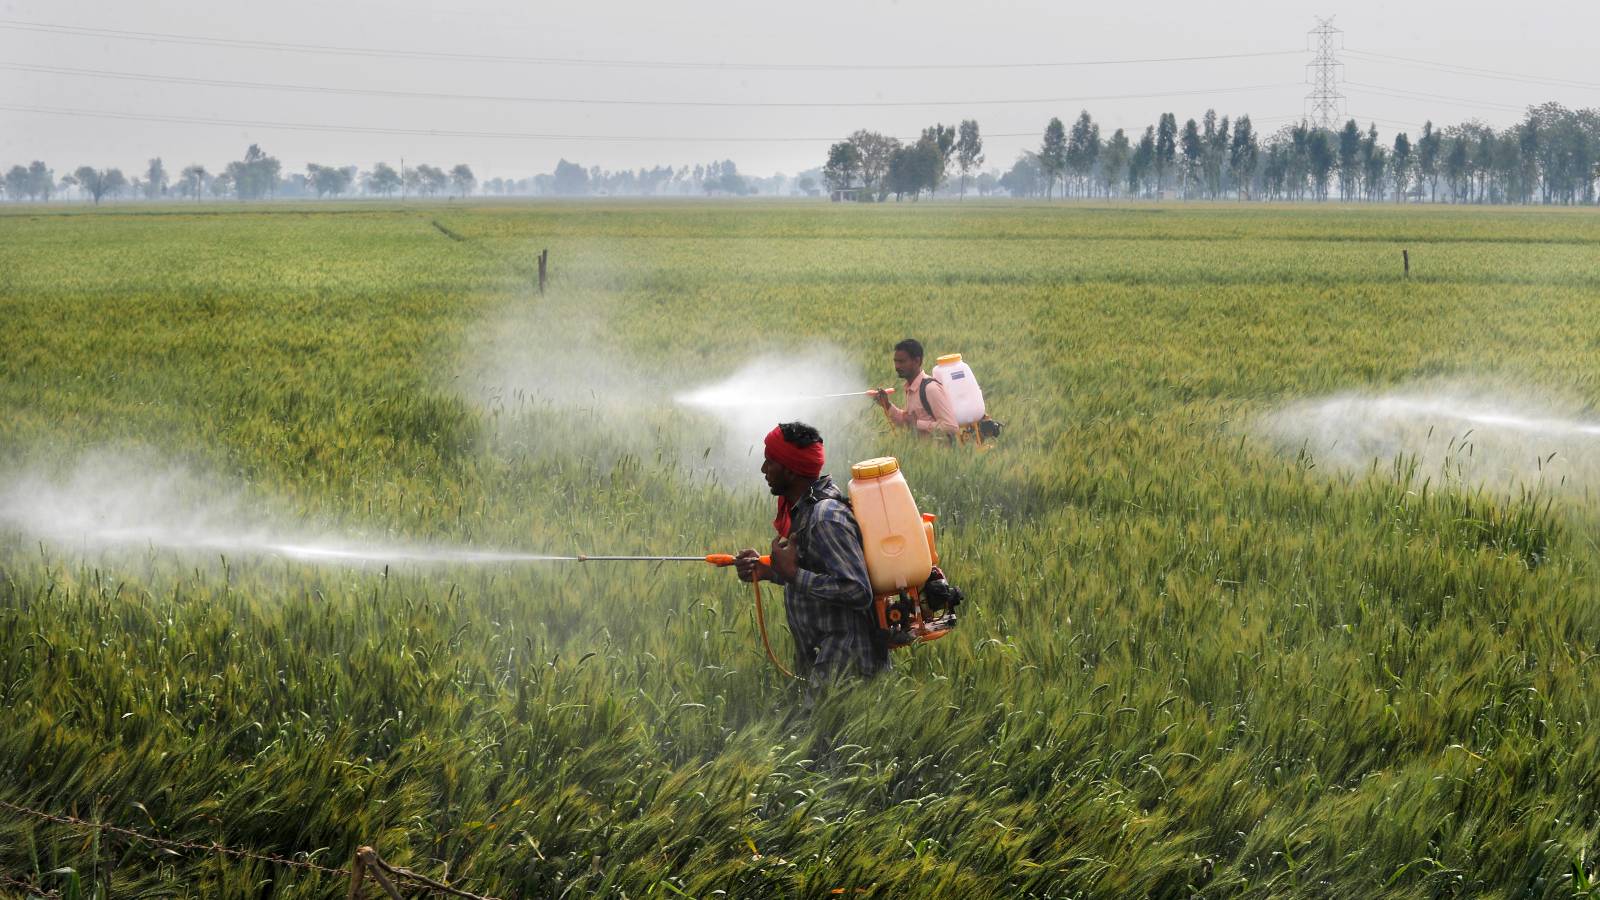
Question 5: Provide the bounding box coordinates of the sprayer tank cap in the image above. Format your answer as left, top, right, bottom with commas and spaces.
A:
850, 456, 900, 479
935, 353, 963, 365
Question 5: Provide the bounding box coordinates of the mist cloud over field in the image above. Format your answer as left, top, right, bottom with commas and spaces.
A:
0, 452, 563, 565
1258, 382, 1600, 492
460, 290, 877, 484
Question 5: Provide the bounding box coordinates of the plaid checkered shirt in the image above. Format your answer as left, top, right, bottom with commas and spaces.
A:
773, 475, 888, 682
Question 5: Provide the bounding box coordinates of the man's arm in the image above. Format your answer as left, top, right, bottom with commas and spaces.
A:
874, 389, 910, 427
779, 501, 873, 612
918, 380, 961, 437
734, 549, 774, 583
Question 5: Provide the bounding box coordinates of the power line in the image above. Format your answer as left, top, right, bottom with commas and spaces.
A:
1342, 112, 1425, 130
0, 104, 855, 142
1344, 49, 1600, 91
1343, 82, 1529, 114
0, 102, 1331, 153
0, 63, 1295, 108
0, 102, 1061, 143
0, 19, 1303, 71
0, 103, 1312, 146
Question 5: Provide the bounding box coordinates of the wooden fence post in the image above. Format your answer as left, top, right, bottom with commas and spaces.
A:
358, 848, 406, 899
538, 249, 548, 295
1402, 249, 1409, 277
346, 848, 368, 900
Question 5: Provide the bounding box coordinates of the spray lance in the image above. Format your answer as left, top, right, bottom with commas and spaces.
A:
676, 387, 895, 412
567, 456, 960, 679
800, 388, 895, 400
574, 553, 761, 565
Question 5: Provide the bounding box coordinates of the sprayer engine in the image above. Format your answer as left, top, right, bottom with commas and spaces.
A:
877, 568, 960, 649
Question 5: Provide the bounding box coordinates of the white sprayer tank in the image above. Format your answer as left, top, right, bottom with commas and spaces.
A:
849, 457, 932, 595
932, 353, 986, 425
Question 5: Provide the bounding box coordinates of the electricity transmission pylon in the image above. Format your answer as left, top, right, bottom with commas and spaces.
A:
1305, 16, 1345, 130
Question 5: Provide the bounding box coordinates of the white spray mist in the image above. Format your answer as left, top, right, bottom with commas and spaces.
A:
459, 283, 880, 483
1257, 382, 1600, 492
672, 347, 879, 479
0, 453, 567, 566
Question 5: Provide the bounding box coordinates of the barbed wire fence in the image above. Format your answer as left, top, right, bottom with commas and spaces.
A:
0, 798, 502, 900
0, 870, 60, 898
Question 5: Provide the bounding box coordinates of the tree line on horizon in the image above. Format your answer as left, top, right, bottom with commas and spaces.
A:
1, 145, 479, 205
824, 120, 987, 201
825, 102, 1599, 204
6, 101, 1596, 205
0, 148, 797, 204
515, 159, 792, 197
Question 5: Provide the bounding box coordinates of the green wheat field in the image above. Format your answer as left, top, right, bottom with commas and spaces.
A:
3, 200, 1600, 898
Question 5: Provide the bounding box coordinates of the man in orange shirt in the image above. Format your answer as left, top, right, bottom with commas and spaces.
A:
871, 339, 958, 439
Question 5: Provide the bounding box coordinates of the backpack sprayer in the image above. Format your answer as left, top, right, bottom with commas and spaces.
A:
927, 354, 1002, 445
570, 455, 958, 679
844, 456, 960, 651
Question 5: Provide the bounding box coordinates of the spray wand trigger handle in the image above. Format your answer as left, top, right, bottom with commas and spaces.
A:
704, 553, 771, 567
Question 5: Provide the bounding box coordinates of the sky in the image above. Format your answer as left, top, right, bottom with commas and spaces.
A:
2, 0, 1597, 182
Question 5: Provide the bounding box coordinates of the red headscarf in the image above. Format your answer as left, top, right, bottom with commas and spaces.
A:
764, 426, 825, 537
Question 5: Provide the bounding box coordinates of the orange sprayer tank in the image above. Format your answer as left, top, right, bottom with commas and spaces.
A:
849, 457, 932, 594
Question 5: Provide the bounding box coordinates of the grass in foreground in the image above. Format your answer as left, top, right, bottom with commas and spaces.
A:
2, 201, 1600, 897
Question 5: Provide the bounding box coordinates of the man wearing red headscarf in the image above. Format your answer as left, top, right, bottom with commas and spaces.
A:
735, 422, 886, 683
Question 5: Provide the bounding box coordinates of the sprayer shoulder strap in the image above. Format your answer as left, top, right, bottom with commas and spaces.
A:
918, 376, 940, 417
919, 376, 958, 445
791, 497, 862, 574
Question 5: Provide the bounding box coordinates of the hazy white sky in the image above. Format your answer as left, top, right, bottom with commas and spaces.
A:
2, 0, 1596, 180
